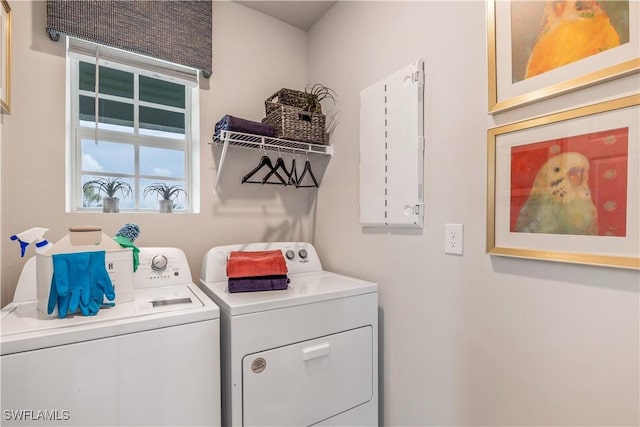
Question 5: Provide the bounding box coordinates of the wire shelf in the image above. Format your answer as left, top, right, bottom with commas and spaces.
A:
212, 130, 333, 156
211, 130, 332, 191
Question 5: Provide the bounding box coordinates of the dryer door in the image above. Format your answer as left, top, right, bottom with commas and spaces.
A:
242, 326, 373, 426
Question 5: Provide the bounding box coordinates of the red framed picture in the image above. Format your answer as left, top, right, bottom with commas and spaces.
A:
510, 127, 628, 237
487, 95, 639, 269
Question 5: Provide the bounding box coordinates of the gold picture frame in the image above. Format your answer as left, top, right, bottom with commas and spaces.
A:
487, 0, 640, 113
487, 95, 640, 269
1, 0, 10, 114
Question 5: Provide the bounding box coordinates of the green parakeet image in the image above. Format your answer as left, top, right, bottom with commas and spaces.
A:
515, 152, 598, 235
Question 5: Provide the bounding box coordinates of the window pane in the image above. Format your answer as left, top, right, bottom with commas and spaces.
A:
79, 62, 94, 91
81, 139, 134, 174
140, 179, 187, 210
140, 75, 185, 108
140, 146, 184, 178
139, 106, 185, 137
79, 95, 134, 131
79, 62, 134, 99
82, 175, 103, 208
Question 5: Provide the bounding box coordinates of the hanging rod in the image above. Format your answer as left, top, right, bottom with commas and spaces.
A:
211, 130, 333, 190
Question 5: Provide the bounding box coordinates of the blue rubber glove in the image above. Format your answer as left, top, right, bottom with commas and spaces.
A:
48, 256, 70, 317
48, 253, 91, 318
77, 251, 115, 316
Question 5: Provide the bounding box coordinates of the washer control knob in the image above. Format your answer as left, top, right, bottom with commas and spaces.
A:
151, 255, 168, 272
285, 250, 295, 260
298, 249, 308, 259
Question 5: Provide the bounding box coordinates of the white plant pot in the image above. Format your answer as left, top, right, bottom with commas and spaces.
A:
159, 199, 173, 213
102, 197, 120, 213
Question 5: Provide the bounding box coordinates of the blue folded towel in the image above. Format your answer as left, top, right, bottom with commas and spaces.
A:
214, 115, 275, 138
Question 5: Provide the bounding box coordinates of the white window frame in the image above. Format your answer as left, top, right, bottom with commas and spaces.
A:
65, 37, 200, 213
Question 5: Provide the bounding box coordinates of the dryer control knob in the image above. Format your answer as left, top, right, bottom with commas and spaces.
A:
151, 255, 168, 272
285, 250, 295, 260
298, 249, 308, 259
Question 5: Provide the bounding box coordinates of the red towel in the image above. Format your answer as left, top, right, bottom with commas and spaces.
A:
226, 250, 288, 278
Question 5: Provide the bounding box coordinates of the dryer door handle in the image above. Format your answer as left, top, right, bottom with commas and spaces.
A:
302, 342, 331, 361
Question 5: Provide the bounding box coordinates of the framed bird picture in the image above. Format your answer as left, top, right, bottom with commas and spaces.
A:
487, 94, 639, 269
487, 0, 640, 113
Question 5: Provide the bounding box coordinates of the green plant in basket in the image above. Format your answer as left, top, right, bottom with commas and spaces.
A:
304, 83, 337, 113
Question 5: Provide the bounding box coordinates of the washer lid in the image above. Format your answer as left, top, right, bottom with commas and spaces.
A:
199, 271, 377, 316
1, 283, 219, 355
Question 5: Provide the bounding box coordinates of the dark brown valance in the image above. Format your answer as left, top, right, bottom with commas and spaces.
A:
46, 0, 212, 77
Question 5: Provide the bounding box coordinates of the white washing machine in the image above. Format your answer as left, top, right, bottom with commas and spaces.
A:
1, 247, 220, 427
199, 242, 378, 427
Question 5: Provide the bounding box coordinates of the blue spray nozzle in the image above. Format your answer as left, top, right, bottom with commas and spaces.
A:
10, 228, 51, 257
10, 235, 29, 258
35, 240, 50, 248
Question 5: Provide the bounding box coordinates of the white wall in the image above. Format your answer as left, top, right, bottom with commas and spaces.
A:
0, 1, 313, 306
308, 1, 639, 426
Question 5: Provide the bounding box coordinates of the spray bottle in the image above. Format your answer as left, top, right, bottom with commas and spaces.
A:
10, 227, 53, 257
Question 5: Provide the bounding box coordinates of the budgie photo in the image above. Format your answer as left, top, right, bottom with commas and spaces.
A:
509, 0, 629, 82
525, 0, 621, 78
514, 152, 598, 235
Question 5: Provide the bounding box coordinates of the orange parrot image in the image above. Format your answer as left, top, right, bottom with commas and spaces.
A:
525, 0, 621, 79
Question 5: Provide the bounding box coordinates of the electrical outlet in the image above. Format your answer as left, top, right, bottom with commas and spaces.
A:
445, 223, 463, 255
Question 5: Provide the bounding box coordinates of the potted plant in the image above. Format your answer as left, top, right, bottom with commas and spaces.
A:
82, 177, 132, 213
143, 183, 187, 213
304, 83, 337, 113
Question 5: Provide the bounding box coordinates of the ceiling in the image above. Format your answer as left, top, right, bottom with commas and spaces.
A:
234, 1, 337, 31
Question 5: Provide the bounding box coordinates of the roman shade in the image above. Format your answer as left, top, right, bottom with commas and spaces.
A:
46, 0, 212, 77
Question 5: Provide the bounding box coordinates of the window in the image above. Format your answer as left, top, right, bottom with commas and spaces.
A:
67, 38, 200, 212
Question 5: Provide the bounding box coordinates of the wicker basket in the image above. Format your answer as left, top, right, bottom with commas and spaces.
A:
262, 104, 326, 145
264, 88, 322, 116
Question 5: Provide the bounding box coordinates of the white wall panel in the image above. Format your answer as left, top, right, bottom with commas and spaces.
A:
359, 60, 424, 228
358, 79, 386, 227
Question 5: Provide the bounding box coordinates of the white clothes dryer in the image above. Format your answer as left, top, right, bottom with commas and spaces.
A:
199, 242, 378, 427
1, 247, 221, 427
